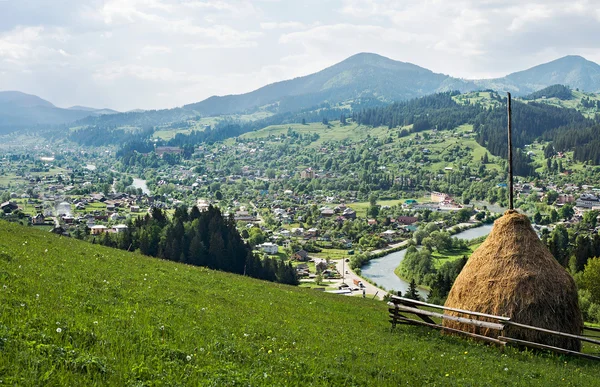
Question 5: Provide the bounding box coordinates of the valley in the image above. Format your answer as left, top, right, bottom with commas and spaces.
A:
3, 52, 600, 383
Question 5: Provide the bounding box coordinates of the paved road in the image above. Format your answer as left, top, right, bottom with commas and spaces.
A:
310, 258, 386, 300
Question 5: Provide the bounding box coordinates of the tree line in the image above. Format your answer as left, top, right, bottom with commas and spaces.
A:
89, 205, 299, 286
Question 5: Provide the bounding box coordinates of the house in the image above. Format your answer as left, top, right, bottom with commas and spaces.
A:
90, 225, 109, 235
367, 219, 377, 226
291, 227, 304, 236
130, 205, 140, 213
342, 208, 356, 220
397, 216, 418, 225
305, 228, 319, 238
576, 194, 600, 209
557, 194, 575, 204
320, 208, 335, 217
32, 213, 45, 225
113, 224, 128, 233
296, 263, 310, 277
234, 211, 257, 222
1, 201, 18, 213
300, 168, 315, 179
292, 249, 309, 261
381, 230, 396, 241
155, 146, 183, 157
258, 242, 279, 255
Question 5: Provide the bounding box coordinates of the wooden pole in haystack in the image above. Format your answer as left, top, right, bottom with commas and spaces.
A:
507, 92, 513, 210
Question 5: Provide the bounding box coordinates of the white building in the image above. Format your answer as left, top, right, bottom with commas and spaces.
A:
259, 242, 279, 255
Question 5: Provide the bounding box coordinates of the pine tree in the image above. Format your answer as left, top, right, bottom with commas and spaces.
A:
406, 279, 420, 300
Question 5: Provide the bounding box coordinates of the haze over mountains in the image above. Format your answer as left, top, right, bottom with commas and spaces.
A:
2, 53, 600, 132
0, 91, 120, 132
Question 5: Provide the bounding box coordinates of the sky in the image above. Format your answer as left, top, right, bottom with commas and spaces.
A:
1, 0, 600, 111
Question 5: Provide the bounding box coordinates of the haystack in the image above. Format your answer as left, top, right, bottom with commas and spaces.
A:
443, 210, 583, 351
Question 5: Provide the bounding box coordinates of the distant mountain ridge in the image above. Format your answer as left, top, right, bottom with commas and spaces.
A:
184, 53, 477, 115
68, 105, 120, 115
3, 54, 600, 132
0, 91, 120, 133
475, 55, 600, 94
184, 53, 600, 116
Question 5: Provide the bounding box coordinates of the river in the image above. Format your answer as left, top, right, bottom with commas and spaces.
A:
360, 223, 494, 298
131, 178, 151, 195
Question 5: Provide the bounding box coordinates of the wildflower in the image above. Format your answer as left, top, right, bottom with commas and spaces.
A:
464, 351, 468, 354
268, 349, 273, 354
36, 294, 39, 298
56, 328, 62, 333
20, 303, 25, 307
186, 355, 192, 362
160, 325, 165, 330
93, 321, 98, 325
504, 367, 508, 371
243, 333, 249, 337
44, 249, 48, 253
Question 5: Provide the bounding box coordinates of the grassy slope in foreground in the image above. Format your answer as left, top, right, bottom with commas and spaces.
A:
0, 222, 598, 386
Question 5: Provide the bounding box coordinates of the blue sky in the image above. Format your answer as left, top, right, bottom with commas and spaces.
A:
1, 0, 599, 111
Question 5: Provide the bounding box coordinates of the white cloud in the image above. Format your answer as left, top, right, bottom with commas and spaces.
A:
260, 21, 308, 30
0, 26, 43, 60
139, 45, 172, 57
2, 0, 600, 110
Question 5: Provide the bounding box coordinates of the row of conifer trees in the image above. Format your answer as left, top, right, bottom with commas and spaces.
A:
91, 205, 299, 285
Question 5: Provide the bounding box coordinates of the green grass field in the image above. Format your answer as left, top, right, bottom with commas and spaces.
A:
348, 198, 428, 218
431, 243, 482, 269
1, 221, 599, 385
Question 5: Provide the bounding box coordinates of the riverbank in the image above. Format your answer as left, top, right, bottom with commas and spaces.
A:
359, 223, 494, 298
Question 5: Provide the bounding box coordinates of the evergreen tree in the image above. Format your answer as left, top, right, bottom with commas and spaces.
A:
406, 279, 421, 300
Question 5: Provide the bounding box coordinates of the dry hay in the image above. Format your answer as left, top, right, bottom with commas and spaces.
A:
444, 210, 583, 351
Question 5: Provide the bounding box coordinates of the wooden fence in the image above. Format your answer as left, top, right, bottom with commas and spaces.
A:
388, 295, 600, 361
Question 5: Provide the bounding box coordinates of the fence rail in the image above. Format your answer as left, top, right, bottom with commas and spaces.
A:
388, 295, 600, 361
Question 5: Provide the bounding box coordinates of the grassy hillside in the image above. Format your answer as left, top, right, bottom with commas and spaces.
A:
0, 221, 599, 385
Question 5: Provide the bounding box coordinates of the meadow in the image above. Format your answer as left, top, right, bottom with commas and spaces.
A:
1, 221, 599, 385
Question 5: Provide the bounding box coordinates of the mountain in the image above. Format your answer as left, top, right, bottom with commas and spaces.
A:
183, 53, 477, 115
476, 55, 600, 95
68, 105, 120, 115
0, 90, 55, 108
0, 91, 118, 133
7, 54, 600, 133
97, 54, 600, 124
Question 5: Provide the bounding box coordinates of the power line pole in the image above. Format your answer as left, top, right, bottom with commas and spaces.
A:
507, 92, 514, 210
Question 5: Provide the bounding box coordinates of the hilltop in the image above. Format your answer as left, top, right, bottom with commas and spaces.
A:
477, 55, 600, 95
0, 91, 119, 134
183, 53, 474, 116
4, 54, 600, 134
0, 221, 599, 385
